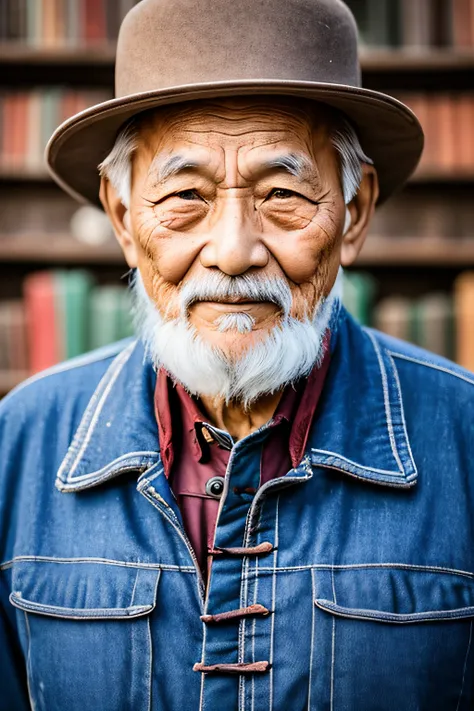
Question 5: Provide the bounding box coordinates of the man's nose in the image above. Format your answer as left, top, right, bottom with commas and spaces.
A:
199, 196, 269, 276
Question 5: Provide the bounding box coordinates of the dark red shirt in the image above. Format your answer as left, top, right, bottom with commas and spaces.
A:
154, 346, 330, 581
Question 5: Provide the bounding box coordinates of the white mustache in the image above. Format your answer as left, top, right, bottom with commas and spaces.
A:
178, 273, 293, 320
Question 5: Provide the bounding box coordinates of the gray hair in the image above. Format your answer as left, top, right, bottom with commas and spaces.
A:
98, 109, 373, 209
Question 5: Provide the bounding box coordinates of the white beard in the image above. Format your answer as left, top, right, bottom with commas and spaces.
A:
131, 270, 342, 408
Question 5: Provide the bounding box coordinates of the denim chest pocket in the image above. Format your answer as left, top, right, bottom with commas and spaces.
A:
9, 560, 160, 711
312, 567, 474, 711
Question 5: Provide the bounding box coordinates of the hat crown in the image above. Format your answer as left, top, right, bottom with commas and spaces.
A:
116, 0, 361, 97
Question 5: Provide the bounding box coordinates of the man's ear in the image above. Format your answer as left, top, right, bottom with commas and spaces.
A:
99, 176, 138, 268
340, 164, 379, 267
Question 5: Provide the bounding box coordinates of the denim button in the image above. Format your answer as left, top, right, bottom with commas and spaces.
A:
205, 476, 225, 499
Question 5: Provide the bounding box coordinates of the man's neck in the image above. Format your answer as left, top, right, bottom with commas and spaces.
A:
199, 390, 284, 442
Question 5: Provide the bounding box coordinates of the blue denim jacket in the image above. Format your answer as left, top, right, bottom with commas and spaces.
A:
1, 308, 474, 711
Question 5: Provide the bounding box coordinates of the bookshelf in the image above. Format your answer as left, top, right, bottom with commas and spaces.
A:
1, 0, 474, 395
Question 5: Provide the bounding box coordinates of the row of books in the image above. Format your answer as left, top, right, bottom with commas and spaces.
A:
0, 270, 133, 375
343, 271, 474, 370
2, 0, 474, 50
1, 268, 474, 383
0, 0, 474, 48
399, 93, 474, 173
0, 88, 473, 176
0, 0, 139, 46
0, 89, 111, 171
346, 0, 474, 49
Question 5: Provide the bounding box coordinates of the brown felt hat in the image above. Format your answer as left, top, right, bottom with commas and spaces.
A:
46, 0, 424, 207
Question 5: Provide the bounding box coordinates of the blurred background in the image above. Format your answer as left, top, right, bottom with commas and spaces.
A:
0, 0, 473, 397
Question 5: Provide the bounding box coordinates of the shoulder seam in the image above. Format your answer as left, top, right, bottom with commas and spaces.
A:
389, 351, 474, 387
2, 339, 136, 404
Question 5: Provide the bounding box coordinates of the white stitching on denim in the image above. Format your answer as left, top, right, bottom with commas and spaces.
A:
268, 496, 280, 711
365, 330, 404, 475
455, 620, 473, 711
389, 351, 474, 387
1, 339, 132, 405
198, 616, 207, 711
236, 563, 474, 578
315, 599, 474, 623
58, 451, 158, 486
251, 555, 259, 711
330, 568, 337, 711
309, 460, 415, 489
307, 568, 316, 710
130, 569, 140, 606
388, 354, 417, 475
3, 558, 474, 579
310, 449, 405, 478
238, 552, 250, 710
141, 464, 166, 485
63, 354, 133, 471
24, 611, 36, 711
63, 342, 136, 480
10, 594, 154, 619
239, 509, 256, 710
56, 343, 136, 482
146, 616, 153, 711
0, 555, 195, 572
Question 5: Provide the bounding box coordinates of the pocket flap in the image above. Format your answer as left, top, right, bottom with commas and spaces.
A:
314, 567, 474, 624
9, 560, 161, 620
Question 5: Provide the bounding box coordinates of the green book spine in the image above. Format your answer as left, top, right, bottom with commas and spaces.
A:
343, 272, 376, 326
54, 270, 94, 360
89, 286, 123, 351
117, 288, 134, 341
416, 293, 454, 359
52, 269, 67, 363
408, 301, 422, 347
367, 0, 390, 47
26, 0, 39, 45
66, 0, 80, 45
342, 271, 358, 321
41, 88, 62, 156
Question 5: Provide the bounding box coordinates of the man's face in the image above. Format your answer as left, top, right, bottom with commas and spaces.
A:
124, 97, 347, 358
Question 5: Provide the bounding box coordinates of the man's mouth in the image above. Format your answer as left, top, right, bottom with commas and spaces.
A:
192, 296, 267, 305
195, 300, 268, 312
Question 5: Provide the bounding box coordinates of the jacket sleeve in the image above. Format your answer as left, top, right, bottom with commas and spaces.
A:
0, 392, 31, 710
0, 571, 30, 710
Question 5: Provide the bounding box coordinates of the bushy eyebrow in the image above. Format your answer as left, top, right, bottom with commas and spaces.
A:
154, 151, 314, 184
156, 154, 206, 182
258, 153, 314, 180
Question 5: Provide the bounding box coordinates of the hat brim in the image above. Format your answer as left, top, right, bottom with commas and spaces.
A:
45, 79, 424, 207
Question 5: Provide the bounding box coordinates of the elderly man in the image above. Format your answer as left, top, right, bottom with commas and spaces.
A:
1, 1, 474, 710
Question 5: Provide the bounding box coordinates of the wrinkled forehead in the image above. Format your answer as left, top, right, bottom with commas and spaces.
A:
134, 96, 335, 154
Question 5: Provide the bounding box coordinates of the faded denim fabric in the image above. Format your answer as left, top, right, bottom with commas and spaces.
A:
1, 308, 474, 711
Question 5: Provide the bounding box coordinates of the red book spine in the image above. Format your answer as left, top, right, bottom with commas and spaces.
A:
83, 0, 106, 43
455, 94, 474, 171
12, 92, 28, 170
60, 91, 78, 124
452, 0, 473, 47
436, 94, 456, 173
23, 271, 61, 374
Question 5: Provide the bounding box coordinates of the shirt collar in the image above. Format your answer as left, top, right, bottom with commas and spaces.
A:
154, 336, 331, 477
56, 308, 417, 493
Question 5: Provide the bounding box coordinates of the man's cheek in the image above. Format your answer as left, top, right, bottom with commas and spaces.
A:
148, 271, 181, 319
136, 227, 200, 284
287, 250, 335, 321
270, 239, 330, 284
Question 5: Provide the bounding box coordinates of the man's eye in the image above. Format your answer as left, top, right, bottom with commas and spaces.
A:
175, 190, 200, 201
267, 188, 297, 199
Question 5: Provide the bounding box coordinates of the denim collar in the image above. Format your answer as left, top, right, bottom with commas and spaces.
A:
56, 308, 417, 493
